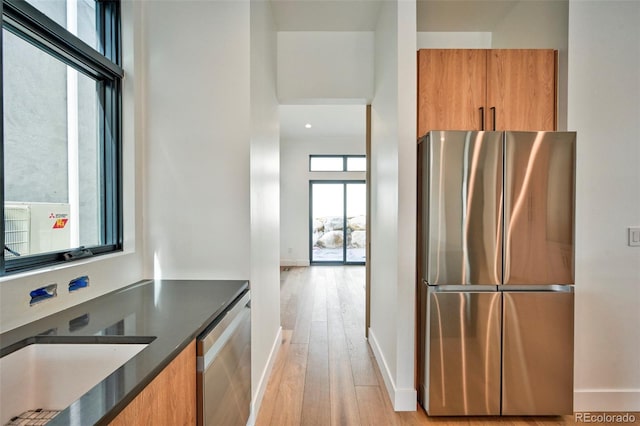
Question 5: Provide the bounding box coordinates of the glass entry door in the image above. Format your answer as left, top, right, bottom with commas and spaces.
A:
310, 181, 366, 264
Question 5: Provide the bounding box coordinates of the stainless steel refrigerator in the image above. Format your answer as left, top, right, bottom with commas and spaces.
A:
418, 131, 575, 416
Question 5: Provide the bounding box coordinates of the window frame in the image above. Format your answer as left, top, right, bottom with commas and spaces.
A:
309, 155, 367, 172
1, 0, 123, 275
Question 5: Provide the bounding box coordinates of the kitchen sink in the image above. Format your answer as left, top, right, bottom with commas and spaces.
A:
0, 340, 151, 425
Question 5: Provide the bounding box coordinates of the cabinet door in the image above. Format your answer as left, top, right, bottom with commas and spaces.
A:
109, 341, 196, 425
418, 49, 486, 136
486, 49, 556, 131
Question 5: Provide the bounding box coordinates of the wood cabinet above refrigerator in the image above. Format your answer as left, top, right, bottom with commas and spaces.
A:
417, 49, 557, 137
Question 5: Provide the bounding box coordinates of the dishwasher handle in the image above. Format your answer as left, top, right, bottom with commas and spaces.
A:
197, 291, 251, 372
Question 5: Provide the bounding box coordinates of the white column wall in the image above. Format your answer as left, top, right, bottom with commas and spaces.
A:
568, 0, 640, 411
370, 0, 399, 403
249, 0, 282, 421
369, 0, 417, 411
395, 0, 418, 407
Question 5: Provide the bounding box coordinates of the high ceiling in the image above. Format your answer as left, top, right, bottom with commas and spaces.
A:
279, 105, 366, 140
271, 0, 383, 31
273, 0, 522, 141
271, 0, 521, 32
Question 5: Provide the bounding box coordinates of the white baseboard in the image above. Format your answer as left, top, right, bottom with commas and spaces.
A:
368, 328, 418, 412
394, 387, 418, 411
248, 326, 283, 426
574, 389, 640, 412
368, 328, 395, 404
280, 259, 310, 267
368, 329, 640, 415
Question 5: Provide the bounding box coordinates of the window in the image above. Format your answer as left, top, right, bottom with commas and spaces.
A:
24, 0, 98, 50
1, 0, 123, 275
309, 155, 367, 172
346, 156, 366, 172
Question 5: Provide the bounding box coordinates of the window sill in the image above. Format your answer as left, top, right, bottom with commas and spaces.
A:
0, 249, 133, 283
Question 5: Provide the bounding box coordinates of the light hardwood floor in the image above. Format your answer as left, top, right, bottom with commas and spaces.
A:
255, 266, 633, 426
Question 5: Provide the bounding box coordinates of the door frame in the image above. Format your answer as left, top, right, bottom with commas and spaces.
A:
365, 105, 371, 337
309, 180, 366, 266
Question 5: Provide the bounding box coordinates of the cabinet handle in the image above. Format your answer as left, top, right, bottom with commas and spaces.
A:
490, 107, 496, 130
479, 107, 485, 131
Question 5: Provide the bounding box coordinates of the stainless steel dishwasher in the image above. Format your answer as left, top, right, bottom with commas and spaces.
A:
196, 290, 251, 426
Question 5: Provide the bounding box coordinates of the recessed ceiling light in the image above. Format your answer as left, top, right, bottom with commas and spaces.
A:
305, 123, 312, 129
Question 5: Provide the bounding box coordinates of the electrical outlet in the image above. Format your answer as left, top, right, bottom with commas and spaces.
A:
629, 227, 640, 247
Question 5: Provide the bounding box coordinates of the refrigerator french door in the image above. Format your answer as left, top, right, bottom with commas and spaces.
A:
419, 130, 575, 416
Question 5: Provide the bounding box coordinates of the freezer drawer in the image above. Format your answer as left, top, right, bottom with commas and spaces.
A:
502, 291, 574, 415
427, 289, 501, 415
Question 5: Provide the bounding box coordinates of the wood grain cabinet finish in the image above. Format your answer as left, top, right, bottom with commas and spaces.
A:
486, 49, 557, 131
417, 49, 487, 136
418, 49, 557, 136
109, 341, 196, 426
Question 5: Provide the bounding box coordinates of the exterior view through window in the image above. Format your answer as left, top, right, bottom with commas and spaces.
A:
311, 181, 366, 264
2, 0, 123, 274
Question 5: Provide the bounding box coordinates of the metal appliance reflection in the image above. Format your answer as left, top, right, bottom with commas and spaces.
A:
419, 131, 576, 416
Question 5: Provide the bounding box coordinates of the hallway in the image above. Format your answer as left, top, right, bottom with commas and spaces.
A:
255, 266, 582, 425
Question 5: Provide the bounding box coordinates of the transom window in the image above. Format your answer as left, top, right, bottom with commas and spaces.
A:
309, 155, 366, 172
1, 0, 123, 275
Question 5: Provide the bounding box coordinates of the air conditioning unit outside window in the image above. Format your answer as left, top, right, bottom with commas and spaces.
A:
4, 202, 71, 257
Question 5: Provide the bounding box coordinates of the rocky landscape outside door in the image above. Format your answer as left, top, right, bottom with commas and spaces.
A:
310, 181, 366, 264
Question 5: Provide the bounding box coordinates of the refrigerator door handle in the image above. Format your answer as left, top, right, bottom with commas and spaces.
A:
501, 284, 574, 293
428, 284, 499, 292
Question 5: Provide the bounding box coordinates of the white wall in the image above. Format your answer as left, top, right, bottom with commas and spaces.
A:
369, 0, 417, 411
370, 0, 399, 402
143, 1, 251, 280
0, 0, 146, 333
491, 0, 569, 130
417, 32, 491, 49
143, 1, 283, 419
277, 31, 374, 103
395, 0, 418, 409
280, 136, 365, 266
491, 1, 568, 49
568, 0, 640, 411
249, 0, 282, 421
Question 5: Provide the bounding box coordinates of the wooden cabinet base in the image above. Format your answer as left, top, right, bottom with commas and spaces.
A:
110, 342, 196, 426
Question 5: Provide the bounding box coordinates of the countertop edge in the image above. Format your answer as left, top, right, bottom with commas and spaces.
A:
94, 281, 249, 425
1, 279, 250, 426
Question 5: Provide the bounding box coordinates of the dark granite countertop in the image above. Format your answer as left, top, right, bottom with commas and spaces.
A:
0, 279, 249, 425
